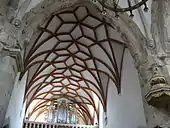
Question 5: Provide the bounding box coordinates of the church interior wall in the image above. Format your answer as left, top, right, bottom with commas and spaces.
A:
106, 49, 147, 128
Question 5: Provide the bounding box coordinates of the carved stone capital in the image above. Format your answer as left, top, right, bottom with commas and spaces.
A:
144, 64, 170, 108
136, 55, 164, 84
0, 46, 23, 72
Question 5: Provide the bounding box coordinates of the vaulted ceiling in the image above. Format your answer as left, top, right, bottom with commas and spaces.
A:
22, 5, 126, 124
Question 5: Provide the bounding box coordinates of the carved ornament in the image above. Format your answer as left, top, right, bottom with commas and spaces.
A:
145, 65, 170, 108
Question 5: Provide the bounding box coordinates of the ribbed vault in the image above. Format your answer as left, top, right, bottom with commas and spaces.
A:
22, 5, 126, 124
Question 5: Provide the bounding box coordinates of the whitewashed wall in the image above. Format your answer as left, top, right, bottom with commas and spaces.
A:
5, 73, 27, 128
99, 103, 104, 128
132, 0, 152, 39
106, 49, 147, 128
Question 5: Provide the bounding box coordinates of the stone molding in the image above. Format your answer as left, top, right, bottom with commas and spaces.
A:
0, 45, 23, 72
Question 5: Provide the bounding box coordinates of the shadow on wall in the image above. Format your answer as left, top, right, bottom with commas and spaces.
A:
2, 124, 9, 128
3, 117, 10, 128
138, 126, 147, 128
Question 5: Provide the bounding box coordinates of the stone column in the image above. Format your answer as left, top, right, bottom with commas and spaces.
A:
0, 16, 23, 126
0, 54, 21, 126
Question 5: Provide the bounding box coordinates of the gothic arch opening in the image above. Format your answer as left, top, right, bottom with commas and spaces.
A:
21, 5, 126, 125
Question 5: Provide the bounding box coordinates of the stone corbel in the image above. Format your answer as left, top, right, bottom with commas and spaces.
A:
0, 43, 23, 72
145, 62, 170, 108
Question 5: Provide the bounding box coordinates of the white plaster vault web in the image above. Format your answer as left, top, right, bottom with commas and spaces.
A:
22, 6, 126, 124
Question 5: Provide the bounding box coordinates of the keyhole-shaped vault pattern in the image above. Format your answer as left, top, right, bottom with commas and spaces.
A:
22, 6, 126, 124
